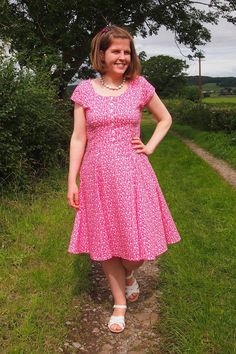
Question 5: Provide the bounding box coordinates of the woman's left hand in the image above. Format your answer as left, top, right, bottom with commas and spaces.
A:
131, 137, 153, 156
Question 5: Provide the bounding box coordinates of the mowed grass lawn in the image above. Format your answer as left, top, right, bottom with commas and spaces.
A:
1, 115, 235, 353
203, 95, 236, 104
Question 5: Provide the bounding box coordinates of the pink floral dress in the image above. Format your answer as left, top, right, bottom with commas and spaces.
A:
68, 75, 181, 261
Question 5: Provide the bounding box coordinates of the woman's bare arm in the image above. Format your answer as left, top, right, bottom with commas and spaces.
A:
67, 103, 87, 208
144, 93, 172, 154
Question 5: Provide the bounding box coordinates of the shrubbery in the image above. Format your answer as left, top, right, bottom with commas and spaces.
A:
165, 99, 236, 134
0, 58, 72, 189
181, 85, 199, 102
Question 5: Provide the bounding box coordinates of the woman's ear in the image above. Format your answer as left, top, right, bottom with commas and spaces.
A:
100, 50, 105, 61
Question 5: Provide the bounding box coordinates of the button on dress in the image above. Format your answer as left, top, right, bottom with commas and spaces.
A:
68, 76, 181, 261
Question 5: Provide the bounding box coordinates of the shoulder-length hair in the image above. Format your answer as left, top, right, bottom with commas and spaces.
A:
90, 25, 141, 80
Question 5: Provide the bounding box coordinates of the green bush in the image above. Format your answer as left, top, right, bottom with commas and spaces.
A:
165, 99, 236, 133
181, 85, 199, 102
0, 58, 71, 189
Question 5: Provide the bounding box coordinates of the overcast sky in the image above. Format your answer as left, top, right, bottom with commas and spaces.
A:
134, 19, 236, 77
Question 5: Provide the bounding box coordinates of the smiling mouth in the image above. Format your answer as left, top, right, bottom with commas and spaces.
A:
114, 63, 127, 67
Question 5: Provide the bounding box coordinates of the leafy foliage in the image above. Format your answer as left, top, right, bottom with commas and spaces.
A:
0, 0, 235, 94
181, 85, 199, 102
0, 57, 71, 189
142, 55, 188, 97
166, 99, 236, 134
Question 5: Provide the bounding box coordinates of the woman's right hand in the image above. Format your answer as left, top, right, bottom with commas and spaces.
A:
67, 182, 80, 209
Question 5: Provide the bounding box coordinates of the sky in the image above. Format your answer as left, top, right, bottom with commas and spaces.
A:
134, 18, 236, 77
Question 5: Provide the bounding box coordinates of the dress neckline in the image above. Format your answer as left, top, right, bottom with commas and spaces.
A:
89, 78, 132, 98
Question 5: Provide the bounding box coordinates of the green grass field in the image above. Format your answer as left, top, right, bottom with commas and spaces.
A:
202, 82, 221, 94
1, 117, 235, 353
203, 95, 236, 104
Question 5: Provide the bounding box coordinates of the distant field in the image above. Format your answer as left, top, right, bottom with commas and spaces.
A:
202, 96, 236, 104
202, 83, 221, 94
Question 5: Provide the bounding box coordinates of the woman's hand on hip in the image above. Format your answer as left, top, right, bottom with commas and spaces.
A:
131, 137, 153, 156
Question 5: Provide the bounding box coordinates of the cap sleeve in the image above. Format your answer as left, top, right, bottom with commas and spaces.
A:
139, 76, 155, 107
70, 81, 89, 109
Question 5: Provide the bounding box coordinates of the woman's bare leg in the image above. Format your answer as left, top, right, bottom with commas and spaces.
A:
121, 259, 145, 301
100, 257, 127, 332
121, 259, 145, 273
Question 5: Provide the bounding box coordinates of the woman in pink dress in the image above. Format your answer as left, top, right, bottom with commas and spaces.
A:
67, 25, 181, 333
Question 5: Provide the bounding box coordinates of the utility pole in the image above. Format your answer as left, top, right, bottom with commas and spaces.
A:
194, 51, 205, 102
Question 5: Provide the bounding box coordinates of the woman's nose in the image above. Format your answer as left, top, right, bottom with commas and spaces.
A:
119, 52, 125, 59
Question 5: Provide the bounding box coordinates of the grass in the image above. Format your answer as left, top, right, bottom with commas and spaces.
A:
1, 114, 235, 353
202, 95, 236, 104
170, 122, 236, 170
141, 114, 236, 353
0, 169, 91, 353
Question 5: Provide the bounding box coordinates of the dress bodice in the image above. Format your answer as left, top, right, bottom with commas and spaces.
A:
71, 76, 155, 156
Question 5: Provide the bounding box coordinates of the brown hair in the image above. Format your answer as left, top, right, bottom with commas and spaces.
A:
90, 25, 141, 80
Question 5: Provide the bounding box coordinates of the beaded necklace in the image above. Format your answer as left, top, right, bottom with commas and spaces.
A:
100, 76, 126, 91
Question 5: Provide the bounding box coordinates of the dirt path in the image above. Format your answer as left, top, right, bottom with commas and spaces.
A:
62, 260, 161, 354
172, 132, 236, 189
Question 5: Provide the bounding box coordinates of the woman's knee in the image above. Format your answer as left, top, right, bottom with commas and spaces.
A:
122, 259, 145, 269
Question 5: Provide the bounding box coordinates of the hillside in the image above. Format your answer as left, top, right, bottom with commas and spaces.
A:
187, 76, 236, 87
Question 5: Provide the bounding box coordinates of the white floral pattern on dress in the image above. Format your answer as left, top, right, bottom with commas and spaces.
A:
68, 76, 181, 260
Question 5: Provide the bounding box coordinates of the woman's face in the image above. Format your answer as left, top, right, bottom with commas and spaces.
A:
101, 38, 131, 77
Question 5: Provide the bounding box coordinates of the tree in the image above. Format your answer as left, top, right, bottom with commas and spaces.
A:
0, 0, 235, 96
142, 55, 189, 97
138, 51, 147, 63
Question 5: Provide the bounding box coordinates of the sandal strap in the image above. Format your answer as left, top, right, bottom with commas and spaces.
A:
125, 270, 134, 280
125, 279, 140, 297
108, 315, 125, 328
113, 304, 127, 309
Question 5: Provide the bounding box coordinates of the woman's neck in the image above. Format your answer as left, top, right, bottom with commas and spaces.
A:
101, 74, 125, 85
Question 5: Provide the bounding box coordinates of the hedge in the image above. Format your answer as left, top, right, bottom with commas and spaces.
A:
0, 59, 72, 189
165, 99, 236, 134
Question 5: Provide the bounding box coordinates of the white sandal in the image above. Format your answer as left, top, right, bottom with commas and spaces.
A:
125, 271, 140, 302
108, 304, 127, 333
